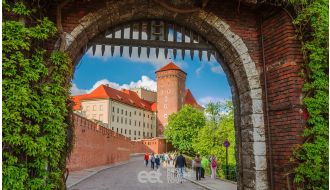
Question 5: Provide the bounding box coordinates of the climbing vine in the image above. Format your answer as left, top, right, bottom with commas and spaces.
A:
2, 1, 73, 189
286, 0, 329, 189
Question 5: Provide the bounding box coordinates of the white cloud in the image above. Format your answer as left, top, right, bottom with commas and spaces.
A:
198, 96, 228, 107
70, 75, 157, 96
70, 83, 88, 95
210, 65, 223, 74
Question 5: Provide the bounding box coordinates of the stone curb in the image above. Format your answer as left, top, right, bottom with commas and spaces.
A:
184, 177, 218, 190
67, 161, 129, 188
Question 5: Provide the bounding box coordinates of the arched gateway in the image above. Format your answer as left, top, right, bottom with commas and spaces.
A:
55, 1, 305, 189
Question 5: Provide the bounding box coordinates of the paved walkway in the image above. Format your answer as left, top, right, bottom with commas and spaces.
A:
67, 156, 237, 190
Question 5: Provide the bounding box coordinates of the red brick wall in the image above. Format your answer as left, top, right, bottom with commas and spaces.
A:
140, 138, 174, 154
67, 114, 149, 171
67, 114, 168, 171
261, 10, 305, 190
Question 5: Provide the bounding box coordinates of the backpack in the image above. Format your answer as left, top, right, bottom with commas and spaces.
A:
211, 159, 217, 168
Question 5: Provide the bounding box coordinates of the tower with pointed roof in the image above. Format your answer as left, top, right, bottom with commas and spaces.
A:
155, 62, 187, 136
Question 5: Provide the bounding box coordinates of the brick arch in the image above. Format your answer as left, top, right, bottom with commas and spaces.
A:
63, 1, 268, 189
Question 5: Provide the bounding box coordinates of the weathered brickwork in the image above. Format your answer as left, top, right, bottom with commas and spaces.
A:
48, 1, 306, 189
67, 114, 165, 171
261, 10, 305, 190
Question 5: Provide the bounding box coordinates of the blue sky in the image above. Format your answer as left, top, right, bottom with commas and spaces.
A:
72, 46, 232, 106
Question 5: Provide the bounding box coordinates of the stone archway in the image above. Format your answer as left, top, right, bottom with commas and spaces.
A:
63, 1, 268, 189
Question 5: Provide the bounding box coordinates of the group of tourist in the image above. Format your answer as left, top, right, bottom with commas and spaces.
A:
143, 152, 218, 182
192, 153, 218, 180
144, 153, 161, 170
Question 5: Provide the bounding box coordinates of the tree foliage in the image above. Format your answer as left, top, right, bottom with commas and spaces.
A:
3, 1, 73, 189
192, 101, 236, 176
284, 0, 329, 189
164, 105, 205, 155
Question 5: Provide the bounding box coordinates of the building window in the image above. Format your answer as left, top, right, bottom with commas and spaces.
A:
121, 128, 123, 134
164, 114, 168, 118
117, 108, 119, 113
138, 131, 141, 135
147, 132, 149, 137
129, 119, 131, 125
125, 118, 127, 124
144, 113, 145, 117
130, 112, 132, 117
143, 122, 145, 127
99, 105, 103, 111
134, 130, 136, 135
125, 129, 127, 134
93, 105, 96, 111
134, 137, 136, 140
134, 111, 136, 115
121, 117, 123, 124
116, 128, 118, 132
164, 104, 167, 109
139, 121, 141, 127
99, 114, 103, 120
135, 121, 136, 126
129, 130, 131, 135
121, 109, 123, 115
139, 112, 141, 116
117, 116, 119, 122
148, 115, 150, 118
112, 115, 115, 122
112, 127, 114, 130
167, 89, 170, 94
113, 107, 115, 112
92, 114, 96, 119
143, 132, 145, 136
125, 110, 127, 116
147, 123, 149, 128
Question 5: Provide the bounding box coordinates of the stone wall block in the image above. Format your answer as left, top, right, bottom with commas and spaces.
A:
253, 141, 267, 156
242, 169, 256, 188
213, 19, 230, 34
255, 171, 268, 190
254, 155, 267, 170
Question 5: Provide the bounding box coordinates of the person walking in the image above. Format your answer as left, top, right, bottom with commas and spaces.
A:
155, 155, 160, 170
194, 154, 202, 181
210, 155, 217, 179
175, 152, 187, 183
150, 153, 155, 170
144, 153, 149, 167
201, 156, 209, 179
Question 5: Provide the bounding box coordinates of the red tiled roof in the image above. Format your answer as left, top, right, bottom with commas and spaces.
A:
151, 102, 157, 112
155, 62, 186, 74
185, 89, 203, 109
72, 85, 155, 111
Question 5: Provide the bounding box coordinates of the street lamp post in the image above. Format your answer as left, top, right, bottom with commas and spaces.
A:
223, 139, 230, 179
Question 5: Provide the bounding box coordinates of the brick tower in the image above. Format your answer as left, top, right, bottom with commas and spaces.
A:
155, 62, 186, 136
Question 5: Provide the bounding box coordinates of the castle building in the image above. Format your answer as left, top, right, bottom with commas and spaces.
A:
72, 62, 202, 140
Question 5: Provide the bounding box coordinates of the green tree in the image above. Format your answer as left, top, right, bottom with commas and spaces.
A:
192, 101, 236, 177
164, 105, 206, 155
